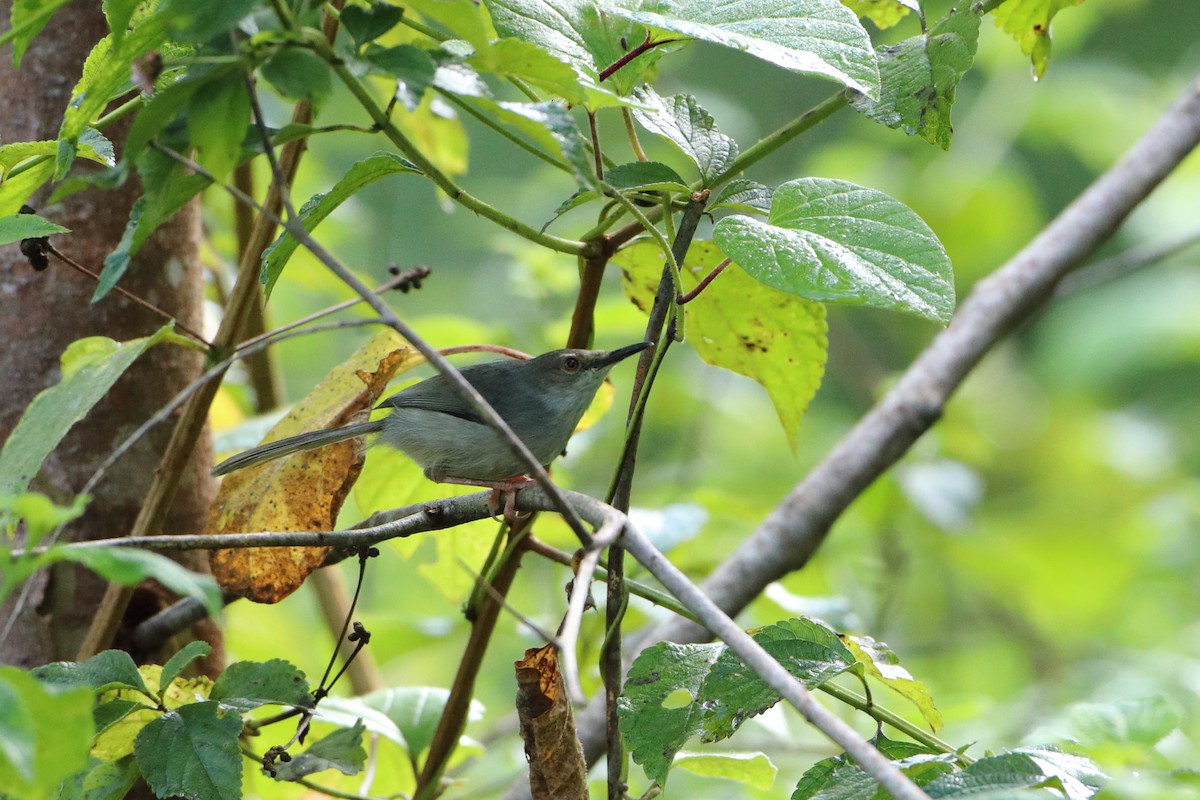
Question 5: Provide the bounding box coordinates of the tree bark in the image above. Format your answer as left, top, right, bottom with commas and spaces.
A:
0, 0, 220, 670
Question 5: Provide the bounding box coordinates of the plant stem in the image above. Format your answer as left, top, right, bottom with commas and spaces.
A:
819, 682, 970, 763
442, 92, 571, 172
710, 92, 849, 186
314, 35, 593, 257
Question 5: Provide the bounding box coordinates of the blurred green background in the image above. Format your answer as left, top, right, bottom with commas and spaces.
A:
210, 1, 1200, 797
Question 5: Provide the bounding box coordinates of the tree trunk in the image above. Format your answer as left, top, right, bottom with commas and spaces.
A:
0, 0, 220, 670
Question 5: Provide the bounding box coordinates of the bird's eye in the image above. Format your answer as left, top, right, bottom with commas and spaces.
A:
562, 355, 581, 373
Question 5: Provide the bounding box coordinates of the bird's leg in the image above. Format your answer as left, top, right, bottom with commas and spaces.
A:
436, 474, 537, 519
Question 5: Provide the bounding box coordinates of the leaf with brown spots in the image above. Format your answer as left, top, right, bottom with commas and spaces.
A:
209, 330, 420, 602
618, 240, 827, 450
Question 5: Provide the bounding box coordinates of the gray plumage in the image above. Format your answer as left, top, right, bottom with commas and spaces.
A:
211, 343, 651, 481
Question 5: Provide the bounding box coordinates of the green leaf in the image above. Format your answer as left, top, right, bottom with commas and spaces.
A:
0, 138, 108, 181
0, 160, 56, 216
1017, 747, 1105, 799
134, 702, 242, 800
620, 618, 865, 787
160, 641, 213, 691
361, 686, 484, 759
0, 667, 94, 799
0, 327, 173, 497
271, 720, 367, 780
483, 0, 664, 99
605, 160, 689, 193
709, 178, 773, 214
843, 634, 943, 731
714, 178, 955, 323
8, 0, 73, 66
697, 618, 856, 741
1069, 697, 1182, 750
469, 37, 588, 105
459, 97, 594, 186
93, 700, 144, 737
601, 0, 879, 98
993, 0, 1085, 80
632, 88, 737, 184
842, 0, 918, 29
925, 753, 1058, 797
0, 492, 89, 549
33, 649, 147, 694
793, 738, 955, 799
186, 75, 250, 180
363, 44, 438, 110
57, 755, 139, 800
794, 760, 880, 800
261, 49, 332, 106
674, 751, 778, 791
158, 0, 261, 43
93, 197, 146, 302
210, 659, 313, 712
0, 213, 69, 245
97, 140, 228, 300
340, 1, 405, 49
617, 240, 827, 450
123, 70, 224, 165
58, 14, 173, 174
77, 128, 116, 167
104, 0, 143, 45
618, 642, 725, 785
261, 152, 420, 296
851, 5, 981, 149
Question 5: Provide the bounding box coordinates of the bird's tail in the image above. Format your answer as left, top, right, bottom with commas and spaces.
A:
211, 419, 386, 476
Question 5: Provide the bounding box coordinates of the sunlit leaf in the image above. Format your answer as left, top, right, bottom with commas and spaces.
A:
617, 240, 827, 450
843, 634, 943, 731
993, 0, 1086, 80
673, 751, 777, 791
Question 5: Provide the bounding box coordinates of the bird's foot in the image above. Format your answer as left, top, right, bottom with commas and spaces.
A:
439, 475, 536, 520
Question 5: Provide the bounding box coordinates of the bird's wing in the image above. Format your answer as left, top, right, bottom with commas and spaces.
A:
376, 375, 487, 423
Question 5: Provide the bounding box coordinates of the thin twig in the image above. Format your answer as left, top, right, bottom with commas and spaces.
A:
558, 518, 623, 705
677, 257, 730, 304
44, 244, 212, 346
597, 33, 678, 83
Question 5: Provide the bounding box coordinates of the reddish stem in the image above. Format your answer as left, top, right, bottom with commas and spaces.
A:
678, 257, 731, 304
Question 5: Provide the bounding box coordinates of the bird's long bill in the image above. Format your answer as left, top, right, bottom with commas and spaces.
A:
597, 341, 654, 368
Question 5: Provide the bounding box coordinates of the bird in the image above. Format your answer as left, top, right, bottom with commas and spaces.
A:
212, 342, 652, 515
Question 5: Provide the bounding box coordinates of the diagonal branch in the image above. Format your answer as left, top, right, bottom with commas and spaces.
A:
654, 68, 1200, 646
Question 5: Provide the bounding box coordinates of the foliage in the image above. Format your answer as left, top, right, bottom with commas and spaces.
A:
2, 0, 1197, 798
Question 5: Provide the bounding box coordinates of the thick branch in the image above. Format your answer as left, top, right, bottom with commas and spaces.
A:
656, 69, 1200, 644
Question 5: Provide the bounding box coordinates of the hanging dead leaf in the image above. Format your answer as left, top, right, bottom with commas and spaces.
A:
515, 644, 587, 800
209, 330, 421, 602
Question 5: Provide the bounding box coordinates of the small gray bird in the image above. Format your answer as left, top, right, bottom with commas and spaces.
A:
212, 342, 651, 512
